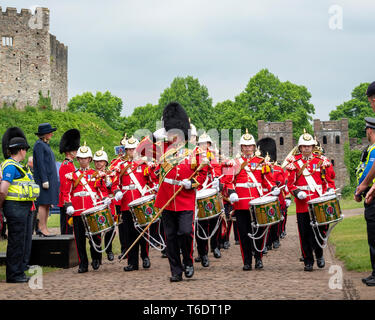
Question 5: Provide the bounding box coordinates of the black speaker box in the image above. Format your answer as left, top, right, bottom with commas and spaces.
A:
29, 234, 79, 268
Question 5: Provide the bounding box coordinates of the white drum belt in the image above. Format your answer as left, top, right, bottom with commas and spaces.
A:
236, 182, 261, 188
299, 185, 322, 191
122, 184, 137, 190
164, 178, 183, 186
73, 191, 100, 199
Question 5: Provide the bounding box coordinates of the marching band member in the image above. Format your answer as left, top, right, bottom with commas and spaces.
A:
110, 134, 128, 259
62, 142, 110, 273
223, 130, 279, 271
112, 136, 155, 272
137, 102, 207, 282
93, 147, 116, 261
195, 132, 222, 268
286, 130, 335, 271
58, 129, 80, 235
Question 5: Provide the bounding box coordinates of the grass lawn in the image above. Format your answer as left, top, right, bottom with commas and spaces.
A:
329, 214, 372, 272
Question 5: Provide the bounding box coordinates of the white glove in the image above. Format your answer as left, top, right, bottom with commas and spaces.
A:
285, 199, 292, 208
103, 197, 112, 206
114, 191, 123, 201
42, 181, 49, 189
211, 178, 220, 190
229, 192, 239, 203
154, 184, 159, 192
297, 191, 307, 200
181, 179, 192, 190
66, 206, 75, 216
271, 187, 280, 196
153, 128, 167, 140
326, 188, 335, 195
284, 185, 289, 193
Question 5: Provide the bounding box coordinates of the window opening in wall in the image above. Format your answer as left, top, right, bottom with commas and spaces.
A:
2, 36, 13, 47
323, 136, 327, 144
335, 136, 340, 144
280, 137, 284, 146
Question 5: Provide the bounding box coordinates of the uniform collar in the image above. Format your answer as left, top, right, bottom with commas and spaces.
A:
302, 154, 313, 161
79, 167, 90, 172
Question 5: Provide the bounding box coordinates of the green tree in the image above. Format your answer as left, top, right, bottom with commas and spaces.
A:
158, 76, 215, 130
330, 83, 372, 140
67, 91, 123, 130
231, 69, 315, 139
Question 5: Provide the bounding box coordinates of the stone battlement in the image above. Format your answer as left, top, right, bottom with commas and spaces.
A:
0, 7, 49, 18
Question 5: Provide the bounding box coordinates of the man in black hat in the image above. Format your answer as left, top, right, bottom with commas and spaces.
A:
33, 123, 59, 236
0, 128, 39, 283
58, 129, 80, 235
355, 117, 375, 286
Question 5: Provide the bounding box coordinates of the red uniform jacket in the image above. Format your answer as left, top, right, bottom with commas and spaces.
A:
109, 156, 126, 207
62, 168, 109, 217
112, 160, 155, 211
224, 155, 276, 210
272, 163, 287, 209
58, 159, 75, 207
286, 154, 335, 213
153, 144, 207, 212
198, 149, 222, 190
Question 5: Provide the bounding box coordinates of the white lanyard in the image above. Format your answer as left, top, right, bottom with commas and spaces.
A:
127, 167, 146, 196
77, 171, 97, 205
238, 158, 263, 196
297, 159, 322, 196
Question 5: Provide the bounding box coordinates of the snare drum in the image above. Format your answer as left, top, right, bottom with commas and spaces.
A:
81, 204, 115, 236
128, 195, 160, 227
249, 196, 281, 227
307, 194, 342, 225
196, 188, 224, 220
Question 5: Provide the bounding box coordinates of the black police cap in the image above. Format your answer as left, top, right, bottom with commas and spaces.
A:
8, 137, 30, 150
366, 82, 375, 97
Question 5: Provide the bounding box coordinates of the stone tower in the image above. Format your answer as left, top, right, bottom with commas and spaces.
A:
257, 119, 294, 164
0, 7, 67, 110
313, 118, 349, 190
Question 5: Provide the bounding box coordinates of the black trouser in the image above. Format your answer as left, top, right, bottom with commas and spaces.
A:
60, 206, 73, 235
279, 207, 287, 234
364, 199, 375, 276
296, 212, 325, 266
116, 206, 126, 253
162, 210, 195, 277
73, 216, 102, 269
196, 216, 220, 257
221, 203, 233, 243
122, 210, 149, 267
3, 201, 33, 281
104, 228, 115, 254
235, 210, 263, 265
266, 223, 279, 246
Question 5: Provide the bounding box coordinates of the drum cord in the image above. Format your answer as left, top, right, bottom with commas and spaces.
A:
310, 220, 340, 249
195, 214, 223, 241
248, 225, 270, 253
88, 226, 117, 254
134, 222, 166, 252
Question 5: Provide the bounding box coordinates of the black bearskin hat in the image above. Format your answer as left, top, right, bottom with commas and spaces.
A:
162, 102, 190, 140
59, 129, 81, 154
2, 127, 29, 159
257, 137, 277, 162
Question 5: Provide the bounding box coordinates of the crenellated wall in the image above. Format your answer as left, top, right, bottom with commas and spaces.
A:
0, 7, 67, 110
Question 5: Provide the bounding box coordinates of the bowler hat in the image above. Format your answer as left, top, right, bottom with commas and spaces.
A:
367, 82, 375, 97
35, 123, 57, 136
365, 117, 375, 129
8, 137, 30, 150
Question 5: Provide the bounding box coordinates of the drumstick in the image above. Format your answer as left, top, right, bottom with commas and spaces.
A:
261, 185, 286, 198
119, 162, 208, 262
202, 174, 225, 190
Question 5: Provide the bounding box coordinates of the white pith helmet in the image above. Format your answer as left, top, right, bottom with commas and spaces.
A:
240, 129, 256, 146
93, 147, 108, 164
76, 141, 93, 159
125, 136, 139, 149
198, 132, 212, 145
298, 129, 316, 147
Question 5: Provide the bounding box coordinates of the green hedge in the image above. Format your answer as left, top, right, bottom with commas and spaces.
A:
0, 107, 123, 163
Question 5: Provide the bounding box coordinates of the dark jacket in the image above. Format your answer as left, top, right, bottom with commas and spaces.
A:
33, 139, 59, 205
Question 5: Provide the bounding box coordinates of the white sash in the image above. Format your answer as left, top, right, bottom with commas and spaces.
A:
238, 158, 263, 196
127, 167, 146, 196
77, 171, 97, 206
297, 160, 322, 196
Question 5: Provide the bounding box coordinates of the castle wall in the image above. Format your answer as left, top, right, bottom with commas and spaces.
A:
0, 7, 67, 110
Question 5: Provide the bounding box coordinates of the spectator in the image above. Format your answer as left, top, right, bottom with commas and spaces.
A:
33, 123, 59, 237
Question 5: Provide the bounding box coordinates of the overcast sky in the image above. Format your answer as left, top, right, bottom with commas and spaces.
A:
3, 1, 375, 120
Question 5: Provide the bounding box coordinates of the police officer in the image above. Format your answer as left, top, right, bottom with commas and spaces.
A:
355, 117, 375, 286
0, 128, 39, 283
